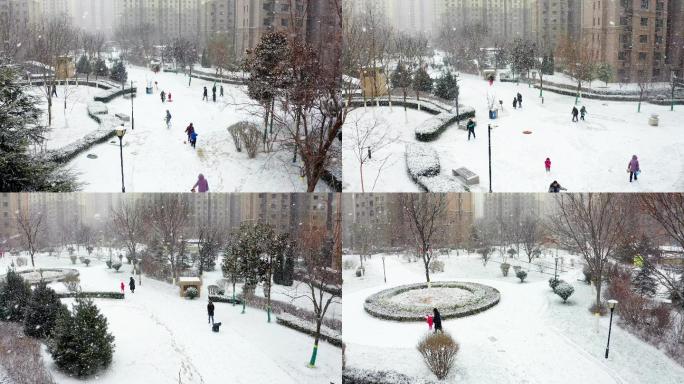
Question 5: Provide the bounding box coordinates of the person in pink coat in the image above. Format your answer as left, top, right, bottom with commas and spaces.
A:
120, 281, 125, 294
628, 155, 640, 182
426, 314, 434, 330
545, 158, 551, 173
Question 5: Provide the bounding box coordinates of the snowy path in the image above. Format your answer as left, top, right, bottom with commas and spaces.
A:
343, 71, 684, 192
0, 254, 340, 384
39, 66, 325, 192
343, 254, 684, 383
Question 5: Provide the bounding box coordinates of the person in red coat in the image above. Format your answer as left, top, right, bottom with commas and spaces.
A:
120, 281, 125, 294
545, 158, 552, 173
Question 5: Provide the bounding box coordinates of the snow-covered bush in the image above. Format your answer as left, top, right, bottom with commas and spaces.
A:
416, 174, 467, 192
83, 259, 91, 267
500, 262, 511, 277
429, 260, 445, 273
406, 143, 440, 179
343, 259, 357, 270
417, 331, 459, 380
185, 287, 199, 299
554, 282, 575, 303
86, 102, 108, 116
276, 312, 342, 347
355, 266, 364, 277
69, 254, 77, 264
16, 257, 27, 267
0, 322, 56, 384
78, 256, 86, 263
62, 272, 80, 293
111, 262, 122, 272
342, 367, 437, 384
516, 270, 527, 283
105, 259, 112, 269
549, 277, 562, 290
0, 269, 32, 322
415, 112, 459, 141
227, 121, 261, 159
48, 297, 115, 377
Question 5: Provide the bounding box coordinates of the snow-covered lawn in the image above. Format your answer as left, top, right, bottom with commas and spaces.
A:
251, 280, 342, 321
343, 252, 684, 383
1, 253, 341, 384
35, 66, 326, 192
342, 72, 684, 192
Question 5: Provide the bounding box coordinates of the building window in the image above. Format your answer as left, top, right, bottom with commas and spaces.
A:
640, 17, 648, 26
639, 52, 648, 60
639, 35, 648, 43
655, 35, 663, 44
618, 51, 626, 60
641, 0, 649, 9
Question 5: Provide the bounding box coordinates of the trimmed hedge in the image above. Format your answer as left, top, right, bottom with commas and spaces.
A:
276, 313, 342, 347
94, 87, 136, 103
208, 294, 242, 304
406, 143, 440, 179
364, 281, 500, 321
56, 292, 124, 299
343, 368, 437, 384
415, 108, 475, 142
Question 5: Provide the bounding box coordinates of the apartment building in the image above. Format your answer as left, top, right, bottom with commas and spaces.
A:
534, 0, 569, 49
584, 0, 670, 82
666, 0, 684, 77
435, 0, 536, 42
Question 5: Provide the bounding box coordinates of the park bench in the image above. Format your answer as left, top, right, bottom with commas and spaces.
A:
453, 167, 480, 186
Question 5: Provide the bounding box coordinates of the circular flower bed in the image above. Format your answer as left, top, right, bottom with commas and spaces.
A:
364, 281, 500, 321
15, 268, 79, 284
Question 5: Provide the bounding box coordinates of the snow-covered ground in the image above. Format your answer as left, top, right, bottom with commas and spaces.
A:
33, 66, 326, 192
343, 252, 684, 384
251, 280, 342, 321
342, 72, 684, 192
0, 252, 341, 384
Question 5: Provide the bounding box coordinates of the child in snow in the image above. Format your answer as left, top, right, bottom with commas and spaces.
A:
165, 110, 172, 128
120, 281, 125, 294
203, 86, 208, 101
545, 158, 551, 173
192, 174, 209, 193
168, 92, 173, 102
190, 131, 198, 148
185, 123, 195, 143
580, 106, 587, 121
426, 314, 434, 330
467, 118, 476, 140
129, 277, 136, 293
572, 106, 579, 122
220, 85, 224, 97
513, 97, 517, 109
628, 155, 640, 182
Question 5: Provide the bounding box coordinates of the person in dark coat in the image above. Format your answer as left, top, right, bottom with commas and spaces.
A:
212, 84, 217, 102
51, 84, 58, 97
571, 106, 579, 122
207, 300, 215, 324
203, 86, 208, 101
129, 277, 136, 293
190, 131, 198, 148
220, 85, 224, 97
185, 123, 195, 143
513, 97, 518, 109
466, 118, 476, 140
549, 180, 567, 193
517, 92, 522, 108
161, 90, 166, 103
433, 308, 443, 333
580, 106, 587, 121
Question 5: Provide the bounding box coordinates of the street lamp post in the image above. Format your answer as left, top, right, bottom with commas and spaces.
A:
554, 256, 559, 280
382, 255, 386, 283
488, 124, 493, 193
605, 299, 619, 358
116, 125, 126, 193
130, 81, 135, 130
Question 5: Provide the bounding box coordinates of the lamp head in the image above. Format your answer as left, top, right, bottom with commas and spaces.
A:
607, 299, 618, 309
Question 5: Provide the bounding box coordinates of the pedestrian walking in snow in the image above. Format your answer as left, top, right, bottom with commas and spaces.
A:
120, 281, 125, 294
548, 180, 567, 193
580, 106, 587, 121
488, 74, 495, 86
154, 81, 158, 90
426, 314, 434, 331
212, 85, 217, 102
220, 85, 224, 97
571, 106, 579, 122
165, 110, 172, 128
192, 174, 209, 193
513, 97, 518, 109
207, 299, 215, 325
161, 90, 166, 103
129, 277, 136, 293
517, 93, 522, 108
168, 92, 173, 102
545, 158, 552, 173
628, 155, 640, 182
203, 86, 208, 101
185, 123, 195, 143
467, 118, 476, 140
51, 84, 58, 98
190, 131, 198, 148
433, 308, 443, 333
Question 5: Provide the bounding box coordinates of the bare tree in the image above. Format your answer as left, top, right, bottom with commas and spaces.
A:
286, 227, 341, 368
110, 199, 147, 267
346, 114, 393, 192
208, 34, 234, 77
14, 206, 45, 268
556, 35, 597, 104
549, 194, 625, 311
638, 194, 684, 302
29, 16, 77, 126
401, 194, 448, 283
520, 215, 544, 263
635, 63, 652, 113
147, 195, 190, 284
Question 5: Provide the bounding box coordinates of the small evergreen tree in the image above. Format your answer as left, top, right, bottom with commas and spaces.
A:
0, 269, 32, 322
541, 54, 555, 75
76, 56, 92, 81
596, 63, 614, 86
412, 67, 433, 100
94, 58, 108, 78
434, 71, 459, 101
201, 48, 211, 68
110, 61, 128, 86
554, 282, 575, 303
24, 280, 66, 338
48, 297, 115, 377
390, 62, 412, 107
633, 264, 657, 297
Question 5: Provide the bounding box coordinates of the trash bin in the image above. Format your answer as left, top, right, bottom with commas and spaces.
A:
146, 86, 153, 95
489, 110, 498, 119
649, 114, 659, 126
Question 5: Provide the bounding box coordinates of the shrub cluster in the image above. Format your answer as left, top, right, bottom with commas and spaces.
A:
416, 331, 459, 380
